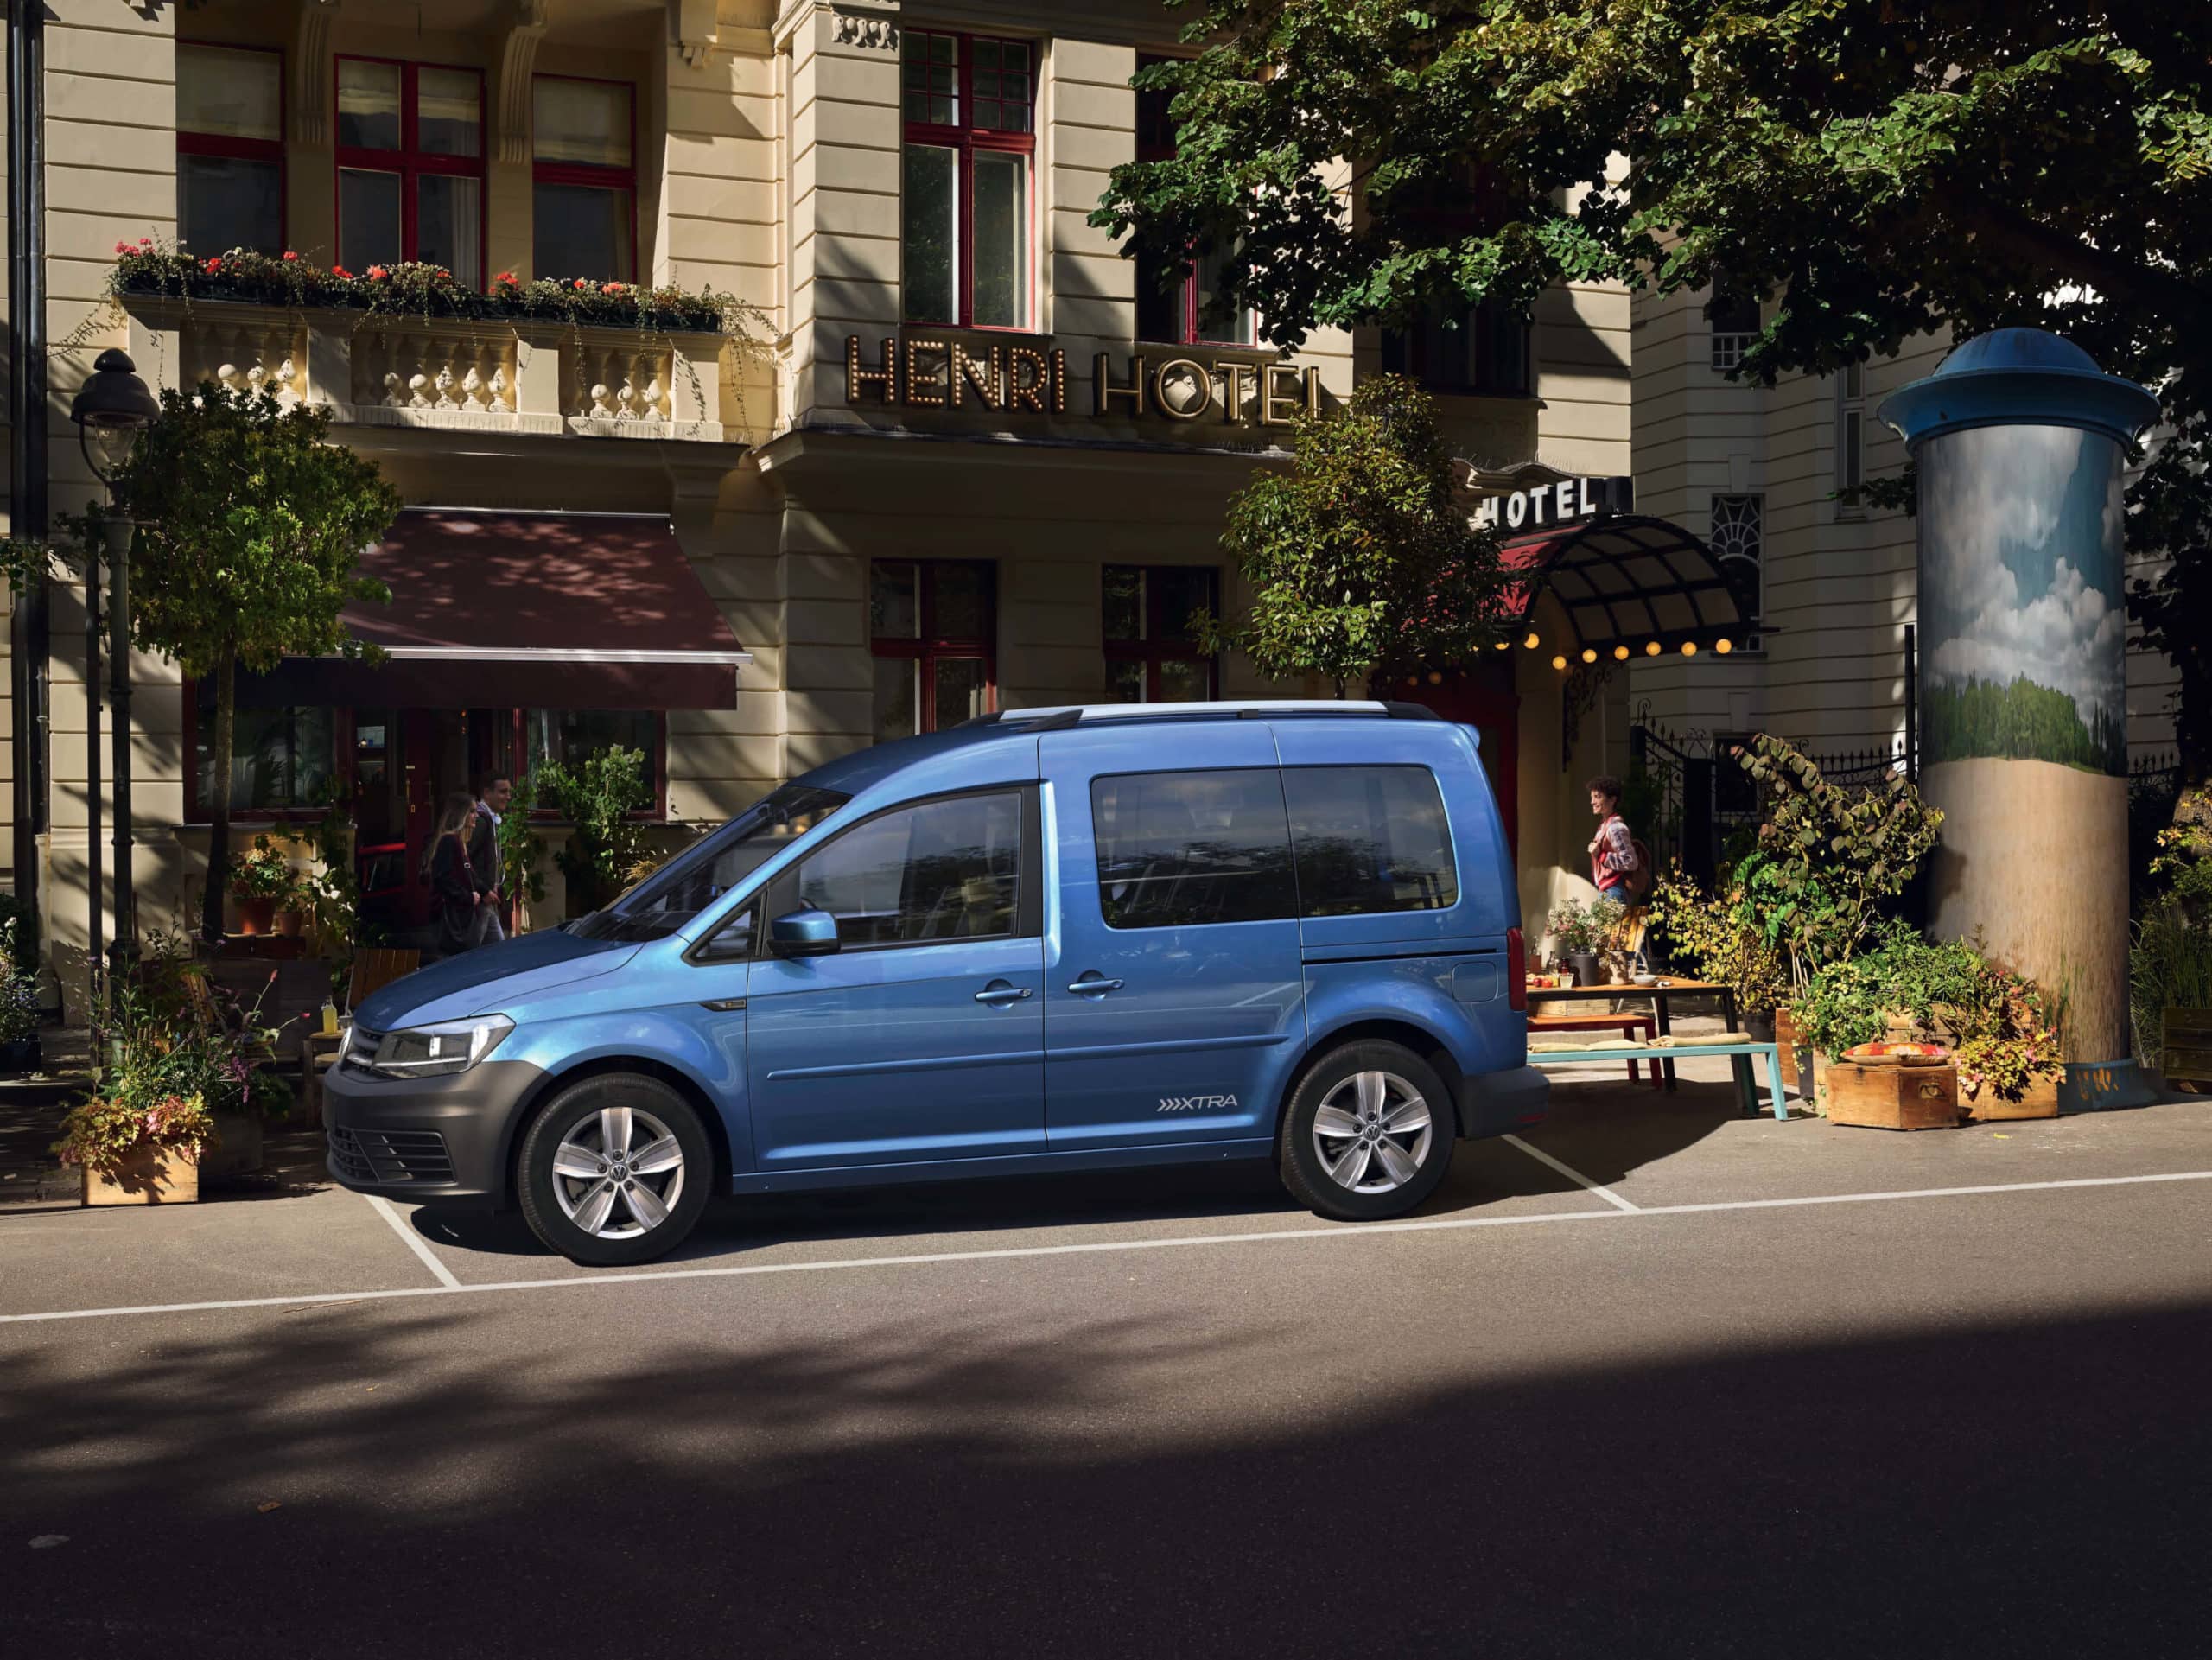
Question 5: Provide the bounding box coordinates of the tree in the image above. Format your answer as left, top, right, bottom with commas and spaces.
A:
1094, 2, 2212, 773
1197, 375, 1512, 696
108, 385, 400, 943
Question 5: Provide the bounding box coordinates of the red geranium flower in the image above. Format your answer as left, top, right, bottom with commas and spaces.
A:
282, 251, 300, 262
601, 282, 625, 295
138, 236, 152, 246
113, 240, 132, 255
573, 278, 591, 290
494, 271, 518, 286
332, 265, 353, 278
366, 264, 389, 280
204, 257, 221, 272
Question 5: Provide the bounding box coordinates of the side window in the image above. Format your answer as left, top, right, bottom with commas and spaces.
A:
793, 792, 1022, 948
1090, 769, 1296, 930
697, 900, 758, 963
1282, 766, 1459, 918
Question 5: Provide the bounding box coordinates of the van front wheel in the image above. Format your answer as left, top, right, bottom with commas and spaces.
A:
518, 1073, 713, 1266
1279, 1041, 1455, 1221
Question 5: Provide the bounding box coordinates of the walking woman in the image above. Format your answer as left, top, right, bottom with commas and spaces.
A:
425, 792, 494, 957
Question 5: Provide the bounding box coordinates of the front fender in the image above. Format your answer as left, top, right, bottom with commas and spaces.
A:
499, 1003, 753, 1180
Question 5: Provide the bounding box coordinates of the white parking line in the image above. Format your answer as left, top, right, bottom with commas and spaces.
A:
3, 1167, 2209, 1329
364, 1194, 462, 1290
1503, 1135, 1641, 1212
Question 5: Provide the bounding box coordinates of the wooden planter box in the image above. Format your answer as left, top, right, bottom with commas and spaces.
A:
1824, 1058, 1960, 1131
83, 1145, 200, 1206
1964, 1074, 2061, 1122
199, 1112, 265, 1180
2164, 1008, 2212, 1092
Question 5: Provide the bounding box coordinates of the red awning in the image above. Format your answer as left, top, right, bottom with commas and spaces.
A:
1499, 515, 1751, 652
238, 509, 750, 709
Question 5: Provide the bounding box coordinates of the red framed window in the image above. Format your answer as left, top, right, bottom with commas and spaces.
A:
176, 42, 286, 257
1103, 564, 1218, 703
334, 56, 485, 286
901, 31, 1034, 329
1132, 58, 1252, 347
872, 560, 998, 740
533, 75, 637, 281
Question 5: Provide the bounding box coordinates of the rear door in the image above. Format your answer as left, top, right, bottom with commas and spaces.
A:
1040, 723, 1305, 1150
744, 786, 1046, 1169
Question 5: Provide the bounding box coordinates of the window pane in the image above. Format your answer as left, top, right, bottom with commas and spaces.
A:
901, 30, 957, 125
971, 151, 1027, 328
1843, 410, 1864, 488
1282, 766, 1459, 918
339, 169, 403, 272
1106, 658, 1147, 704
1103, 566, 1145, 643
933, 658, 988, 730
931, 563, 993, 641
533, 182, 632, 279
871, 561, 919, 639
1481, 304, 1530, 395
597, 785, 847, 940
178, 46, 282, 142
417, 173, 482, 287
1159, 658, 1212, 703
797, 792, 1021, 948
198, 703, 334, 812
1091, 769, 1296, 930
1154, 568, 1215, 646
524, 709, 657, 773
533, 78, 632, 167
973, 38, 1032, 132
418, 67, 482, 158
1135, 249, 1182, 345
179, 156, 283, 257
902, 145, 957, 322
1192, 243, 1249, 343
874, 657, 918, 742
337, 60, 403, 150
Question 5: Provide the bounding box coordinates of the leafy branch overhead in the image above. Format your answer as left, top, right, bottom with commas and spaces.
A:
1096, 1, 2212, 771
1197, 375, 1512, 696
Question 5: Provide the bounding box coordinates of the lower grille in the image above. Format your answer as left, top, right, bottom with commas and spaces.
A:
328, 1124, 456, 1186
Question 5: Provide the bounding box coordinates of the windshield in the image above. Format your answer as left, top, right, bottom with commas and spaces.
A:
569, 784, 850, 942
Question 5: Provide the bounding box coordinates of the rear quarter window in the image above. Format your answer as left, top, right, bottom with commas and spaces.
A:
1281, 765, 1459, 917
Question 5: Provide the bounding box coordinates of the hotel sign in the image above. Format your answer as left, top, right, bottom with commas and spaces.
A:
1471, 474, 1635, 533
844, 334, 1325, 427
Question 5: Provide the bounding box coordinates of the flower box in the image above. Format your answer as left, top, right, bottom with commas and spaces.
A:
83, 1146, 200, 1206
1962, 1074, 2061, 1121
1823, 1055, 1960, 1131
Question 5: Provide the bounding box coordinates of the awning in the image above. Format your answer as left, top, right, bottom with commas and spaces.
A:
237, 509, 750, 709
1502, 515, 1752, 654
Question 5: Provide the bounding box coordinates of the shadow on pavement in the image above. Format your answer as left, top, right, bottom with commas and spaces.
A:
3, 1295, 2207, 1655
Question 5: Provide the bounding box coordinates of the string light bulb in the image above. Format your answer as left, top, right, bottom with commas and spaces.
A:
1427, 671, 1443, 685
1580, 648, 1597, 664
1645, 640, 1662, 656
1523, 632, 1541, 650
1715, 638, 1734, 655
1494, 639, 1510, 651
1551, 654, 1567, 671
1681, 640, 1699, 657
1613, 645, 1630, 661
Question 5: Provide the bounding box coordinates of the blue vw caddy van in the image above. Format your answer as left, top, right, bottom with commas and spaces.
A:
326, 702, 1546, 1264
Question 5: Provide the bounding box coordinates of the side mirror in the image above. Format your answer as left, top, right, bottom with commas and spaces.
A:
769, 907, 840, 958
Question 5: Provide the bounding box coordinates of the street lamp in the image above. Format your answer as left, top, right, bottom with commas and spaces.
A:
69, 348, 158, 988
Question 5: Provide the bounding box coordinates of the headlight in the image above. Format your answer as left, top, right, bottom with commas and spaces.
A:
366, 1015, 514, 1078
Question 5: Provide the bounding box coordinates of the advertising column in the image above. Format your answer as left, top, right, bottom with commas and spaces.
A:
1878, 328, 2161, 1106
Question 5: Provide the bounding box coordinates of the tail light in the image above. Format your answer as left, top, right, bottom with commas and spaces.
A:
1507, 926, 1527, 1011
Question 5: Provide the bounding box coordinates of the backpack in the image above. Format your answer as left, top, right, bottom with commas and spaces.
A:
1623, 836, 1656, 903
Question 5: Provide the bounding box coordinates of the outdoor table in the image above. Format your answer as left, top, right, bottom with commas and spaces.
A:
1526, 979, 1755, 1112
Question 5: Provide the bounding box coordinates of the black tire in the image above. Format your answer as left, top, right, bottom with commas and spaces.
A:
517, 1072, 714, 1266
1278, 1040, 1456, 1221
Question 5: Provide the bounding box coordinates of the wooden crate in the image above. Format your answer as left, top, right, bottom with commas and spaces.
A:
1964, 1075, 2061, 1122
1823, 1059, 1960, 1130
2163, 1008, 2212, 1091
83, 1146, 200, 1206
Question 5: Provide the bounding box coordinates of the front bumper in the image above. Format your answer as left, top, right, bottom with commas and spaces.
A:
1458, 1064, 1550, 1139
322, 1056, 544, 1207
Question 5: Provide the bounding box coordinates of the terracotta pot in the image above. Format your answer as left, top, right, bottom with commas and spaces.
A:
274, 906, 305, 939
83, 1145, 200, 1206
235, 895, 276, 936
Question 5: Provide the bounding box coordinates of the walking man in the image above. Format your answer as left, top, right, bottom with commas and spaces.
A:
471, 773, 513, 943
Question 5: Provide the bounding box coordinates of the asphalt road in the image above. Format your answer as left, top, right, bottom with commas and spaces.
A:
4, 1079, 2211, 1657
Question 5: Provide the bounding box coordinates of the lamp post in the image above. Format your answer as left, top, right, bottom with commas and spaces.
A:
69, 348, 158, 989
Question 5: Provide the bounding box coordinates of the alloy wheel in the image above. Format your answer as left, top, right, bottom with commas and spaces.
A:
1311, 1071, 1433, 1195
551, 1105, 687, 1239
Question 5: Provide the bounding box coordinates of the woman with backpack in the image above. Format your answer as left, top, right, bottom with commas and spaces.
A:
1586, 774, 1650, 908
425, 792, 496, 957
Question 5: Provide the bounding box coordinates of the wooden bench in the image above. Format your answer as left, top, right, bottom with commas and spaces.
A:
1529, 1012, 1661, 1087
1529, 1035, 1790, 1121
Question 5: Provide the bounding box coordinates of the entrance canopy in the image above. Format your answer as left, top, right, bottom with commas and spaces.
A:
1502, 515, 1751, 655
238, 509, 750, 709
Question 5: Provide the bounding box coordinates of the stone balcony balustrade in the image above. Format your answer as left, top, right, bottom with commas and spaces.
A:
120, 296, 753, 443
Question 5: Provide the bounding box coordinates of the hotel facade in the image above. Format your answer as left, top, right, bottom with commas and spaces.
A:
0, 0, 2178, 1005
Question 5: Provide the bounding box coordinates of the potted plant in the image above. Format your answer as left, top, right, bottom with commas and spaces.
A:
1547, 900, 1613, 987
1949, 958, 2066, 1119
0, 917, 41, 1074
1648, 862, 1790, 1042
2133, 786, 2212, 1090
53, 1091, 214, 1205
226, 836, 296, 936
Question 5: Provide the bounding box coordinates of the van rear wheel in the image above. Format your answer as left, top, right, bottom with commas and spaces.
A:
518, 1073, 713, 1266
1279, 1041, 1455, 1221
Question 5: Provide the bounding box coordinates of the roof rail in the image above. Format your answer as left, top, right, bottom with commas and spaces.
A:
981, 699, 1437, 728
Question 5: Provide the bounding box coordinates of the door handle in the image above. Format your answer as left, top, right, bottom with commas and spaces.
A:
975, 982, 1033, 1007
1066, 975, 1125, 995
